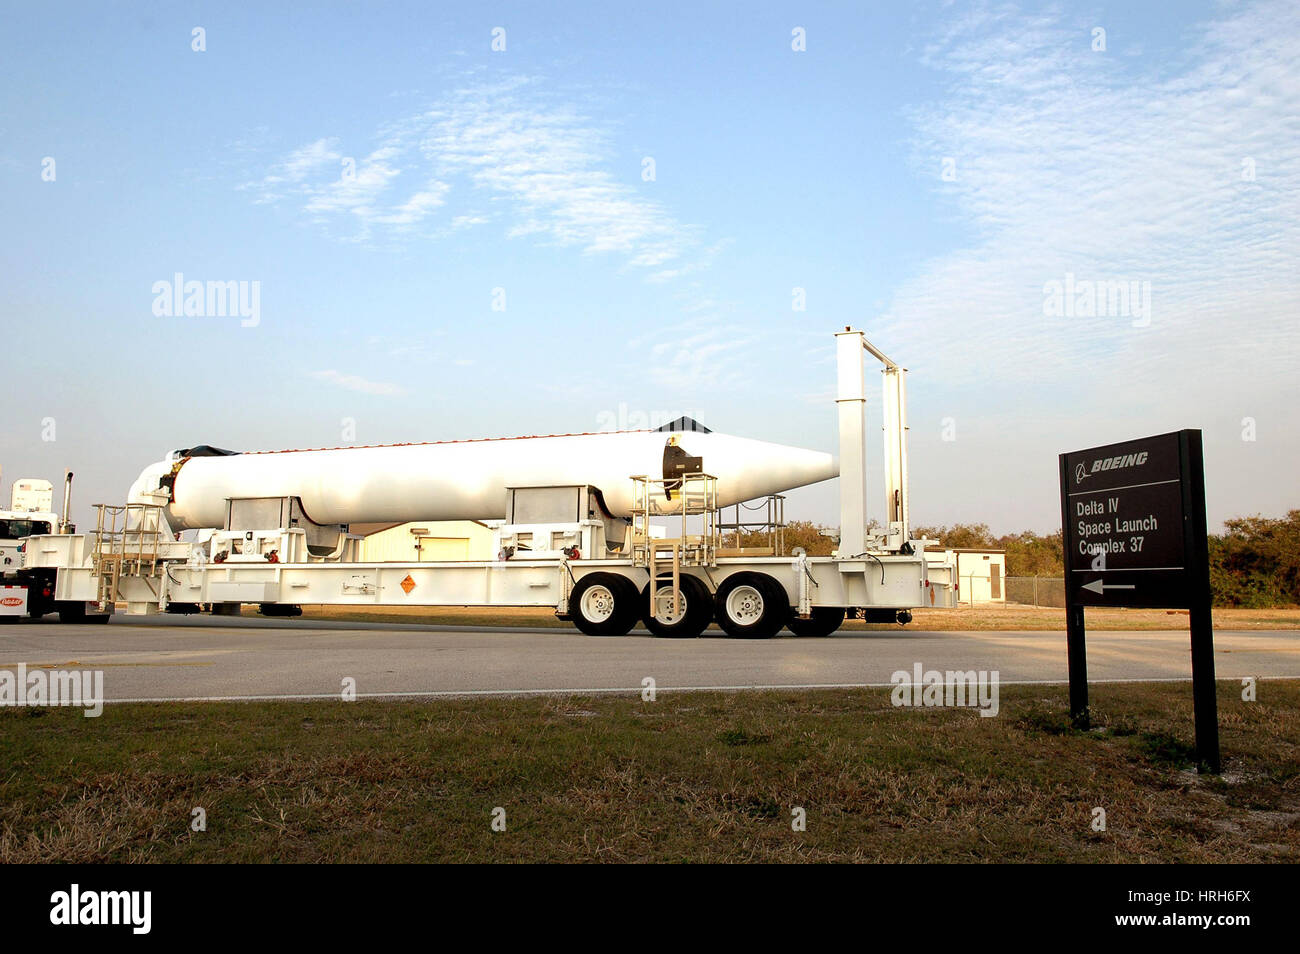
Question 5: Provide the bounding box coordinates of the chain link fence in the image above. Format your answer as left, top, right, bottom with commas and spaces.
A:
1004, 576, 1066, 608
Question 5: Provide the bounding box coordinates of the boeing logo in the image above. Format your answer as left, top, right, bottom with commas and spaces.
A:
1078, 451, 1149, 484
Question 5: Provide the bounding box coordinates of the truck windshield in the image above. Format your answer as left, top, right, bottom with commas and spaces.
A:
0, 519, 51, 538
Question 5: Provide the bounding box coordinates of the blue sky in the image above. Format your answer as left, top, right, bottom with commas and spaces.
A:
2, 0, 1296, 533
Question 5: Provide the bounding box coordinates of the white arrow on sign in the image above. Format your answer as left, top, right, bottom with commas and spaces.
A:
1082, 580, 1135, 595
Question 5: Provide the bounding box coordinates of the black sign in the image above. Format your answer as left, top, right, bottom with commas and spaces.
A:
1058, 429, 1219, 773
1061, 432, 1189, 607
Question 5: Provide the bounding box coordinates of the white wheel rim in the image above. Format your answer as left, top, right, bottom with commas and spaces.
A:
580, 585, 616, 623
652, 588, 688, 625
725, 585, 764, 625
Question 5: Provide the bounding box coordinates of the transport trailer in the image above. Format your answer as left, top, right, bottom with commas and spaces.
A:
13, 329, 958, 636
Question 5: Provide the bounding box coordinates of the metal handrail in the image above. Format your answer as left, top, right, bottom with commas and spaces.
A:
629, 473, 719, 568
91, 503, 166, 602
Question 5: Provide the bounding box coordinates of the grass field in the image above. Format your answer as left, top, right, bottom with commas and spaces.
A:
2, 680, 1296, 863
293, 602, 1300, 632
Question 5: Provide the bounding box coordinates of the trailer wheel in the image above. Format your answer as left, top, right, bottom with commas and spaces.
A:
642, 575, 712, 638
570, 573, 639, 637
787, 607, 846, 638
56, 603, 108, 624
714, 573, 789, 639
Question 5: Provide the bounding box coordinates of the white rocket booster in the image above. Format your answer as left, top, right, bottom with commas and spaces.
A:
129, 422, 837, 531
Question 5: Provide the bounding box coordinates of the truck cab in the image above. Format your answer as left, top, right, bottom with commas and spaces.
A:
0, 476, 107, 623
0, 511, 57, 572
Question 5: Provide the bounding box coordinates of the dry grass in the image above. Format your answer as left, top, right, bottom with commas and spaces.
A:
864, 605, 1300, 632
292, 603, 1300, 632
1, 681, 1296, 863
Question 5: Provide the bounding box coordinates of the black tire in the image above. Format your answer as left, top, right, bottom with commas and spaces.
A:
570, 573, 640, 637
787, 606, 846, 637
860, 608, 913, 625
714, 573, 789, 639
57, 603, 110, 625
57, 603, 85, 624
642, 575, 712, 638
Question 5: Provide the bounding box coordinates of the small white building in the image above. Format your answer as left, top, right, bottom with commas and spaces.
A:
927, 548, 1007, 605
950, 548, 1006, 605
353, 520, 496, 562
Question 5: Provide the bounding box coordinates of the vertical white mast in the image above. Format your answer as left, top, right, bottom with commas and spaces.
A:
835, 329, 867, 557
837, 328, 910, 554
881, 363, 909, 549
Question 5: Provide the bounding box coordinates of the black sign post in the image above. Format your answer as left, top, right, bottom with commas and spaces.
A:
1059, 429, 1220, 773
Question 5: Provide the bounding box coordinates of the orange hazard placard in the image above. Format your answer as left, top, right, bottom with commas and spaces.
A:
400, 574, 416, 595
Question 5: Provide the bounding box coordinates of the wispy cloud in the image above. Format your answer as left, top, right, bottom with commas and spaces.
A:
244, 138, 341, 205
244, 135, 448, 236
638, 320, 774, 391
243, 76, 706, 271
309, 369, 405, 396
884, 0, 1300, 416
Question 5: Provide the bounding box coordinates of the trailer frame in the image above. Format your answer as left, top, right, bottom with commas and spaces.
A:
11, 328, 958, 635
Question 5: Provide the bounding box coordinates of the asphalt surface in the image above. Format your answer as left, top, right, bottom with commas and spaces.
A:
0, 615, 1296, 702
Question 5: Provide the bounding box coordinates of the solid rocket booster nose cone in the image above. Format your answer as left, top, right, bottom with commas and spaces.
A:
676, 433, 838, 507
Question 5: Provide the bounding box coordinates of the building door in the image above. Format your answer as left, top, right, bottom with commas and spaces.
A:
990, 563, 1001, 600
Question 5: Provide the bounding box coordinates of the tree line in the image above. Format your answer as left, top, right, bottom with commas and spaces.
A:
732, 511, 1300, 608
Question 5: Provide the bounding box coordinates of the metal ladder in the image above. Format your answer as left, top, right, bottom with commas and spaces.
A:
92, 504, 166, 604
630, 473, 719, 616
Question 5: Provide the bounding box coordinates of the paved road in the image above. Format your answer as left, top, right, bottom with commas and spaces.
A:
1, 616, 1296, 702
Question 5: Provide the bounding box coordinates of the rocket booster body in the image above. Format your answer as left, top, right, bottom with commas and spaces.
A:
131, 428, 838, 532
